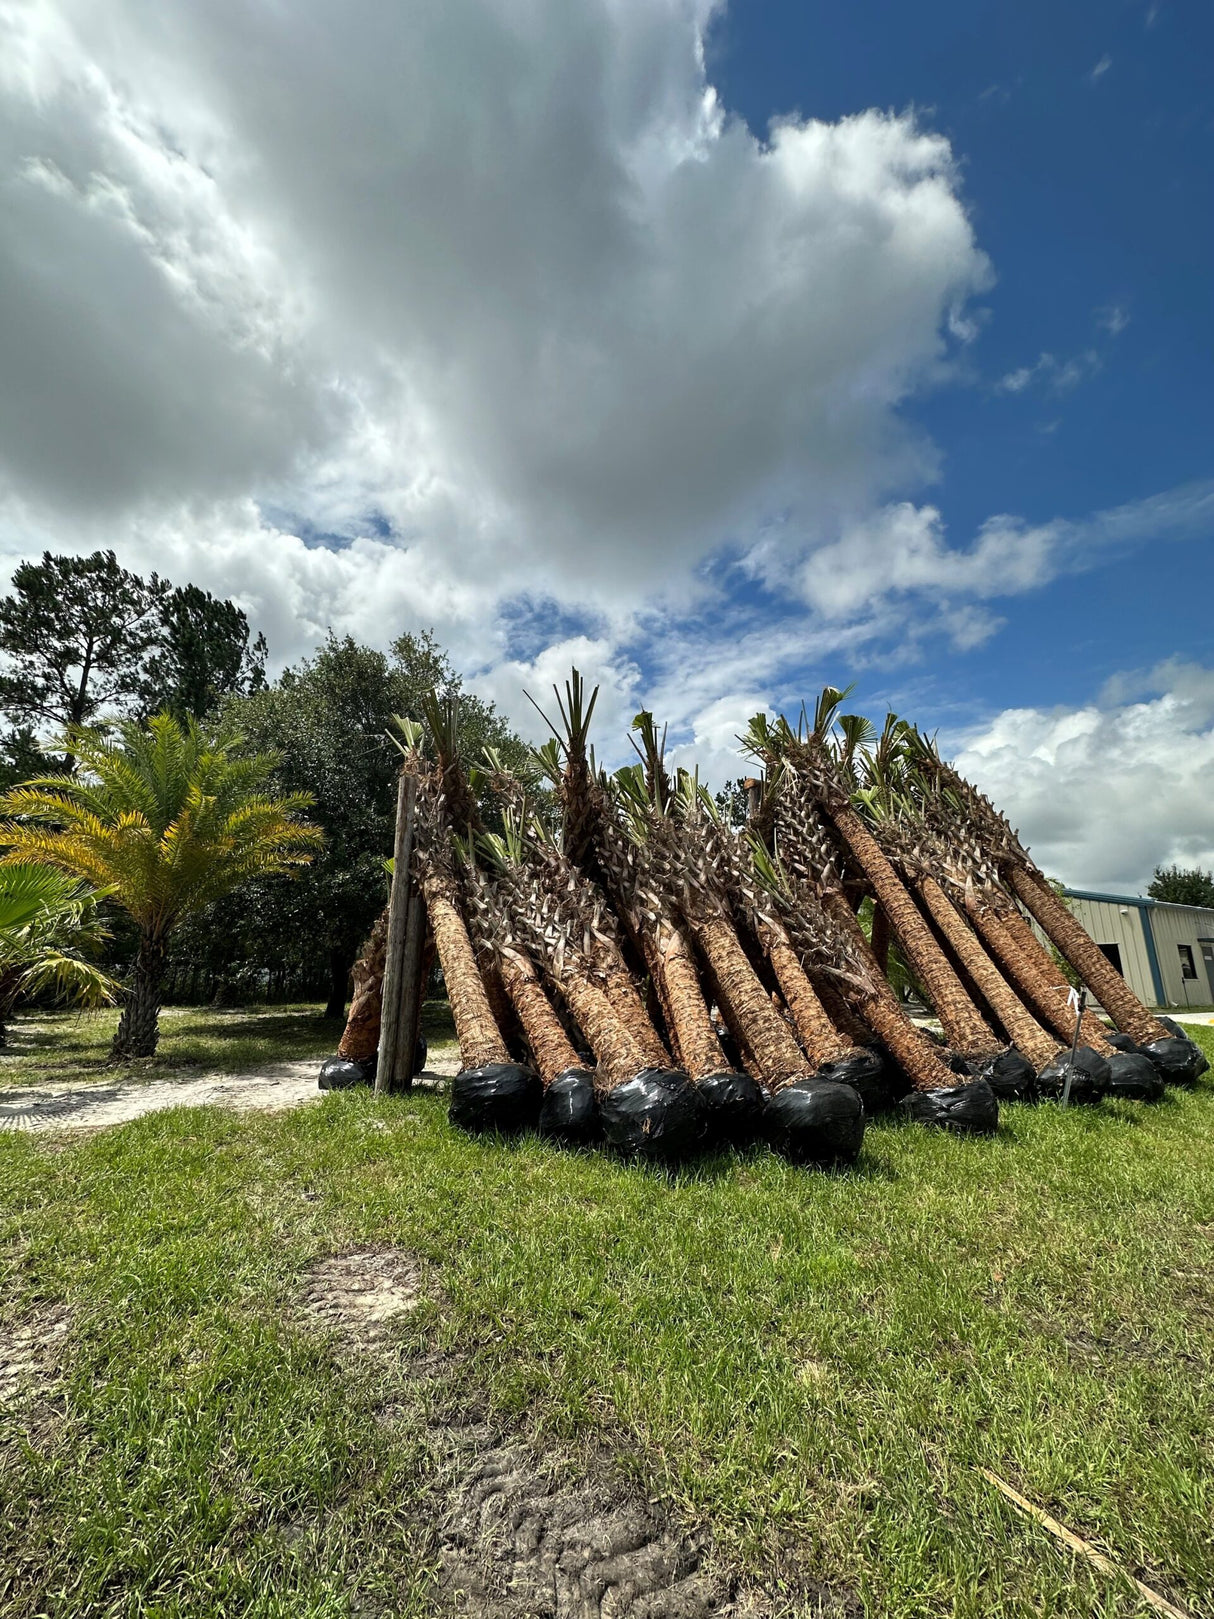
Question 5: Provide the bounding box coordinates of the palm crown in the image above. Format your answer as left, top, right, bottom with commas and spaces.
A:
0, 713, 322, 1059
0, 714, 321, 938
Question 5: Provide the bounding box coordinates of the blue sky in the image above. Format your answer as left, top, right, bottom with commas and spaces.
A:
0, 0, 1211, 887
711, 0, 1214, 721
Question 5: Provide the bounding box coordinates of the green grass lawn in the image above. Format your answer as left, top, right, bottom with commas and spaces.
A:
0, 999, 459, 1088
2, 1022, 1212, 1617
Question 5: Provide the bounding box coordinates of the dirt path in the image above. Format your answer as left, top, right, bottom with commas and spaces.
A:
0, 1054, 460, 1134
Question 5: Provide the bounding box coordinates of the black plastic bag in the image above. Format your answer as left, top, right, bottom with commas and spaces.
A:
319, 1054, 374, 1090
449, 1062, 543, 1135
696, 1070, 764, 1147
1103, 1031, 1138, 1053
817, 1049, 897, 1113
1036, 1044, 1110, 1104
970, 1047, 1036, 1102
1153, 1015, 1209, 1076
598, 1068, 708, 1161
537, 1068, 600, 1145
1104, 1051, 1165, 1101
761, 1077, 865, 1166
1141, 1033, 1208, 1085
899, 1078, 999, 1135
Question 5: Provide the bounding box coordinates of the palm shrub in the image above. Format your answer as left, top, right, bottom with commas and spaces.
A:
0, 714, 322, 1060
0, 863, 118, 1043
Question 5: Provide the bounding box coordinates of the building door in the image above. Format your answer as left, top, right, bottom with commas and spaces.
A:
1201, 941, 1214, 1003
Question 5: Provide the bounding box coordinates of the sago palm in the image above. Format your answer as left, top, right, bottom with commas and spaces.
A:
0, 863, 118, 1043
0, 714, 322, 1060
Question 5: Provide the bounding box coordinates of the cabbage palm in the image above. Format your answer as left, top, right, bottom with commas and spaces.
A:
0, 863, 118, 1043
0, 714, 321, 1059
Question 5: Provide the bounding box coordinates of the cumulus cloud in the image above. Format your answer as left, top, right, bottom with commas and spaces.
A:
952, 661, 1214, 892
0, 0, 988, 613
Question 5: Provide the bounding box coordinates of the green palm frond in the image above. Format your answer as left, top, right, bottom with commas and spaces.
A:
0, 714, 321, 941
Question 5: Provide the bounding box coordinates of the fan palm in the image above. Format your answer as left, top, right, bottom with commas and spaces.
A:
0, 714, 321, 1060
0, 863, 118, 1043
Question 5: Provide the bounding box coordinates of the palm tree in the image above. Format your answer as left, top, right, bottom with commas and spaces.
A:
749, 700, 1002, 1066
0, 863, 118, 1043
0, 715, 321, 1060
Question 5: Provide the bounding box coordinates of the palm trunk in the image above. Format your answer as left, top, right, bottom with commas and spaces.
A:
601, 957, 671, 1070
762, 928, 852, 1065
819, 891, 960, 1091
651, 917, 729, 1078
1004, 868, 1168, 1044
915, 877, 1059, 1069
337, 907, 388, 1063
963, 892, 1114, 1053
111, 933, 168, 1061
688, 913, 812, 1090
495, 947, 582, 1083
558, 970, 647, 1093
422, 878, 510, 1069
827, 803, 1000, 1062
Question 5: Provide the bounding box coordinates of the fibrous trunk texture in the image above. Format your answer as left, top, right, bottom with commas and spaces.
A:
337, 907, 388, 1063
601, 958, 671, 1070
820, 891, 961, 1092
111, 932, 168, 1061
689, 914, 812, 1090
963, 891, 1114, 1054
763, 930, 852, 1066
827, 803, 1000, 1062
423, 878, 511, 1069
651, 917, 729, 1079
558, 971, 647, 1092
495, 947, 582, 1083
915, 877, 1060, 1069
1006, 867, 1168, 1045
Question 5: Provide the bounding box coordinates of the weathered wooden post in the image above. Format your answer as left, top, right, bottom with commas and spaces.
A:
375, 770, 418, 1093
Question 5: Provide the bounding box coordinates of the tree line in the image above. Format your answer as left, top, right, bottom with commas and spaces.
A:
0, 549, 531, 1028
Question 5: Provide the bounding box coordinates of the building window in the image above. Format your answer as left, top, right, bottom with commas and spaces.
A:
1179, 944, 1197, 980
1098, 942, 1123, 974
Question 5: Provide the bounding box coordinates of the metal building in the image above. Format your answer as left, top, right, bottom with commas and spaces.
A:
1062, 889, 1214, 1010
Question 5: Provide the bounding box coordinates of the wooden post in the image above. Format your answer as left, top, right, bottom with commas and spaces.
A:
375, 771, 417, 1093
394, 888, 428, 1089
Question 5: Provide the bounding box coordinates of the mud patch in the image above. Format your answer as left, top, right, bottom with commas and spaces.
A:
0, 1304, 70, 1408
297, 1254, 845, 1619
299, 1249, 425, 1348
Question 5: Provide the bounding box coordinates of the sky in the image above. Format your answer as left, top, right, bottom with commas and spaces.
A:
0, 0, 1211, 891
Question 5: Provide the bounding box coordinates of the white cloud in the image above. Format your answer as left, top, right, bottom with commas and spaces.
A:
995, 349, 1101, 395
0, 0, 988, 617
1089, 54, 1113, 81
952, 661, 1214, 892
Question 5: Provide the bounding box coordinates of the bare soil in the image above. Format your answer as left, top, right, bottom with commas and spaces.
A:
299, 1248, 845, 1619
0, 1057, 459, 1134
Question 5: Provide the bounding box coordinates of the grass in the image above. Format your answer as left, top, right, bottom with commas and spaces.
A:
0, 999, 459, 1089
2, 1021, 1213, 1617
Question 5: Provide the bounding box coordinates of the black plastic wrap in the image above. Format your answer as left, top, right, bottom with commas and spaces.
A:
1141, 1035, 1209, 1086
537, 1068, 600, 1145
448, 1061, 543, 1135
1036, 1044, 1110, 1104
971, 1047, 1037, 1101
598, 1068, 708, 1161
761, 1077, 865, 1166
899, 1078, 999, 1135
1104, 1051, 1165, 1101
318, 1054, 374, 1090
696, 1070, 764, 1147
817, 1049, 897, 1114
1103, 1031, 1139, 1053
